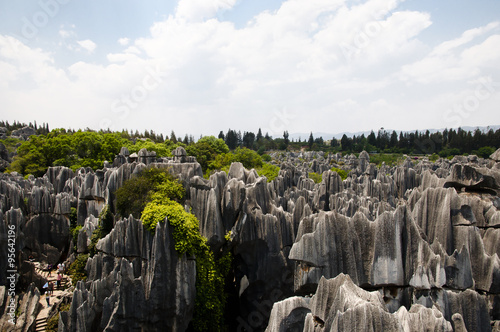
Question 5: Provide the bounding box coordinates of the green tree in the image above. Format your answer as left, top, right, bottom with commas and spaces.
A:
116, 167, 184, 218
308, 132, 314, 149
186, 136, 229, 172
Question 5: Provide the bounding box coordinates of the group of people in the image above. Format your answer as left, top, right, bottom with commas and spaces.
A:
43, 262, 66, 307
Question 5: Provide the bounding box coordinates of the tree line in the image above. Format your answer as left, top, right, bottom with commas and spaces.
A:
1, 120, 499, 178
217, 127, 499, 158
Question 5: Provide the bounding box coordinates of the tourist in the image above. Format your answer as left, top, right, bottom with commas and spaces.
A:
57, 272, 62, 289
46, 294, 50, 307
48, 281, 54, 295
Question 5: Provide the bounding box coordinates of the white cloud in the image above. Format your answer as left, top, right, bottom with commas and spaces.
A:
59, 24, 76, 39
1, 0, 499, 136
77, 39, 97, 54
399, 22, 500, 84
176, 0, 237, 22
118, 37, 130, 46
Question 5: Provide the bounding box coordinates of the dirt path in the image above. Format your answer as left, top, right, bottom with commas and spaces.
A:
33, 263, 72, 332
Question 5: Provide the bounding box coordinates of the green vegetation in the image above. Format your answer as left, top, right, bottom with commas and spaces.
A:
70, 225, 82, 250
140, 178, 231, 331
186, 136, 229, 173
205, 147, 263, 178
472, 146, 496, 158
69, 207, 79, 251
68, 205, 114, 285
67, 253, 88, 285
0, 137, 22, 154
126, 138, 179, 157
308, 172, 323, 184
116, 167, 184, 218
8, 130, 129, 177
257, 163, 280, 182
45, 303, 71, 331
429, 153, 440, 162
369, 154, 404, 167
330, 167, 349, 180
438, 148, 461, 158
5, 129, 187, 177
87, 205, 114, 257
262, 154, 272, 162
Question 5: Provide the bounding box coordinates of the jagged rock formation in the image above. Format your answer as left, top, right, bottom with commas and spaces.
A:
1, 148, 499, 331
59, 216, 196, 331
10, 126, 36, 141
267, 274, 453, 332
0, 283, 41, 331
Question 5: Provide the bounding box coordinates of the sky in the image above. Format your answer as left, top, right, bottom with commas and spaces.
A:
0, 0, 499, 139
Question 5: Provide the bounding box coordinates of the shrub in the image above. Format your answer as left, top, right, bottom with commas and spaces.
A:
231, 147, 262, 169
141, 196, 230, 331
68, 254, 88, 285
257, 163, 280, 182
126, 139, 172, 157
45, 303, 70, 331
308, 172, 323, 184
477, 146, 496, 159
70, 225, 82, 251
186, 136, 229, 172
116, 167, 184, 218
429, 153, 439, 162
369, 154, 403, 167
330, 167, 349, 180
8, 131, 129, 177
262, 154, 272, 162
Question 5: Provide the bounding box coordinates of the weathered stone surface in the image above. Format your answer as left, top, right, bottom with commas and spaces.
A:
0, 283, 40, 332
290, 206, 445, 292
265, 297, 311, 332
67, 215, 196, 331
2, 148, 500, 331
445, 163, 500, 192
10, 126, 36, 140
45, 166, 75, 194
490, 148, 500, 162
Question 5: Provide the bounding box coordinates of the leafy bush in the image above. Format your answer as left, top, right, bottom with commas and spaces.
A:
232, 147, 263, 169
476, 146, 496, 159
68, 254, 89, 285
204, 147, 263, 178
141, 195, 230, 331
369, 154, 403, 167
45, 303, 71, 331
70, 225, 82, 250
8, 131, 129, 177
126, 139, 173, 157
308, 172, 323, 184
116, 167, 184, 218
257, 163, 280, 182
186, 136, 229, 172
330, 167, 349, 180
262, 154, 272, 162
429, 153, 439, 162
438, 148, 461, 158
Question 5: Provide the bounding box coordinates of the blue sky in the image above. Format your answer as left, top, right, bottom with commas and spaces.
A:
0, 0, 499, 138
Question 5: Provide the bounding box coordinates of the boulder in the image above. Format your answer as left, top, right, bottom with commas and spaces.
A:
490, 148, 500, 162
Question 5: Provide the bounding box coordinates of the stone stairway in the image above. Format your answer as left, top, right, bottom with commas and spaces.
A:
32, 262, 72, 332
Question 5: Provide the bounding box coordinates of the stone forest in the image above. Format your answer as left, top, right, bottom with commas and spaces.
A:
0, 124, 500, 331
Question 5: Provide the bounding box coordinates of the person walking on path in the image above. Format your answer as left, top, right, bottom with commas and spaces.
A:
48, 281, 54, 295
58, 263, 64, 277
45, 294, 50, 307
57, 272, 62, 289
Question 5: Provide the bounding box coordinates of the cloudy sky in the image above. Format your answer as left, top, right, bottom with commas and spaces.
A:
0, 0, 499, 138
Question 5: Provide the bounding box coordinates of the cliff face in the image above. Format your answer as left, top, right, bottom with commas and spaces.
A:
1, 147, 499, 331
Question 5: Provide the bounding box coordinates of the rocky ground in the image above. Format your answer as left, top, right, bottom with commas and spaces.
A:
0, 146, 499, 331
